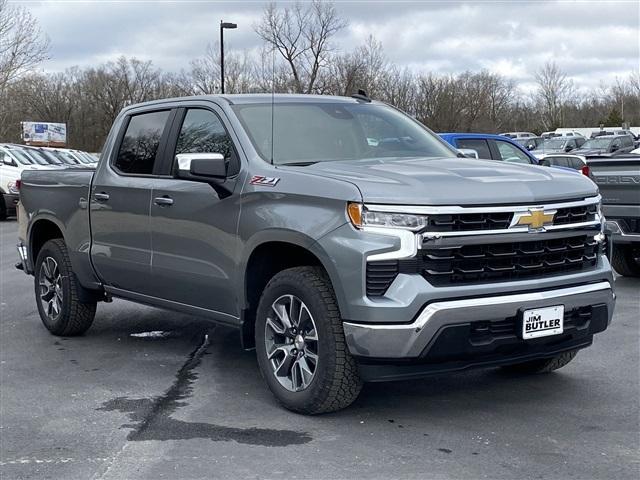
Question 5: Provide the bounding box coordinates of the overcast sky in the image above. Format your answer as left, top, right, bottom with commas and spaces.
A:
17, 0, 640, 92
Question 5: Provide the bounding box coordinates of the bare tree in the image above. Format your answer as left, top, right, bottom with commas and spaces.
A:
534, 61, 575, 130
0, 0, 49, 93
255, 0, 347, 93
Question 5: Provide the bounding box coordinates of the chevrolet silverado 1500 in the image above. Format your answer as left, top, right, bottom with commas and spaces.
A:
17, 94, 615, 413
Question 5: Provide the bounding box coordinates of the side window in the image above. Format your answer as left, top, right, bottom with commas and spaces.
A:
495, 141, 532, 164
456, 138, 492, 159
576, 137, 585, 147
175, 109, 239, 175
570, 158, 584, 169
622, 136, 633, 147
115, 110, 171, 175
611, 139, 622, 151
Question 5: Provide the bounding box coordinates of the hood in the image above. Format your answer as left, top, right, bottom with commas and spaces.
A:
297, 156, 597, 205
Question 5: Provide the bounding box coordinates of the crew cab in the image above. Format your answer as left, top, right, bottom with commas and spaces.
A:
17, 95, 615, 414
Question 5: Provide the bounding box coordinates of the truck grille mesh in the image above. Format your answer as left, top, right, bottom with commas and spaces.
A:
424, 203, 597, 233
366, 234, 600, 295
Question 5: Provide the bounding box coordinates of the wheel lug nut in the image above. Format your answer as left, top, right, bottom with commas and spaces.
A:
291, 349, 297, 355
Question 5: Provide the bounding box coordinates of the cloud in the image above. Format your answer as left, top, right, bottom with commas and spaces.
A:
21, 0, 640, 89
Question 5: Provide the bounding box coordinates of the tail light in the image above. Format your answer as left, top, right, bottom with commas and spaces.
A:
581, 165, 590, 177
15, 179, 21, 191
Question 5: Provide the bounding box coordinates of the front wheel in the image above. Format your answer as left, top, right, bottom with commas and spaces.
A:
255, 266, 363, 414
34, 239, 97, 336
611, 244, 640, 277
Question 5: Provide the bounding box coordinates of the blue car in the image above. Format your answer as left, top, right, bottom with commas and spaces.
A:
439, 132, 539, 165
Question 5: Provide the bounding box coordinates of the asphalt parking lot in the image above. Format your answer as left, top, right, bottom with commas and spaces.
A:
1, 219, 638, 480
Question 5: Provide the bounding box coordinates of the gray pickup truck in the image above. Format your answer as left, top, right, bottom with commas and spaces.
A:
589, 155, 640, 276
17, 94, 615, 414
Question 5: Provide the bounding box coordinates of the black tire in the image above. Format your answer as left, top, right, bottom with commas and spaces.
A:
255, 266, 363, 414
611, 244, 640, 277
34, 239, 97, 336
0, 196, 7, 221
501, 350, 578, 374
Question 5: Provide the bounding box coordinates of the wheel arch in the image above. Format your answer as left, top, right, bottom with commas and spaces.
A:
239, 230, 345, 349
29, 216, 66, 269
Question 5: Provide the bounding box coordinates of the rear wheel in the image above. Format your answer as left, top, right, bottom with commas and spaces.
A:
501, 350, 578, 374
34, 239, 97, 336
611, 244, 640, 277
255, 266, 362, 414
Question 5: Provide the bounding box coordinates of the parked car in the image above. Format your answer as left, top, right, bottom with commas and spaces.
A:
573, 135, 635, 155
514, 136, 545, 151
0, 144, 57, 219
439, 133, 538, 164
17, 94, 614, 414
541, 131, 560, 139
531, 137, 586, 158
588, 155, 640, 276
590, 130, 615, 139
538, 154, 593, 179
500, 131, 536, 139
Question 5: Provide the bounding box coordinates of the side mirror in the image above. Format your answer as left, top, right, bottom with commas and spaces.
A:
457, 148, 479, 159
565, 145, 573, 152
610, 145, 619, 152
527, 144, 535, 151
176, 153, 227, 179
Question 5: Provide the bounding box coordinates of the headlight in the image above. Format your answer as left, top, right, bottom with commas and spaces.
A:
347, 203, 428, 231
7, 181, 19, 194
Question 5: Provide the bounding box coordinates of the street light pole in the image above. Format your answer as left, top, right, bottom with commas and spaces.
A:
219, 21, 237, 94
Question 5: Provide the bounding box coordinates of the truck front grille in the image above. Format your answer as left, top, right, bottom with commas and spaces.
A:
424, 203, 597, 233
366, 234, 601, 295
417, 235, 599, 286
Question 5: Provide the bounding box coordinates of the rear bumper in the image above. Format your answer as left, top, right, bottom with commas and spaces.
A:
344, 281, 614, 380
1, 193, 19, 216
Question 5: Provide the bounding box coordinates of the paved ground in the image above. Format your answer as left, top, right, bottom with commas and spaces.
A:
1, 219, 639, 479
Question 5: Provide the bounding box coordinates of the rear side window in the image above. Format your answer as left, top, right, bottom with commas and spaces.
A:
576, 137, 586, 147
115, 110, 171, 175
456, 138, 492, 160
495, 141, 532, 164
621, 136, 633, 147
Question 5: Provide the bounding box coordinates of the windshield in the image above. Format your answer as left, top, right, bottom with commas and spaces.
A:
20, 148, 51, 165
6, 148, 34, 165
542, 138, 567, 149
581, 138, 612, 149
37, 149, 64, 164
232, 102, 455, 165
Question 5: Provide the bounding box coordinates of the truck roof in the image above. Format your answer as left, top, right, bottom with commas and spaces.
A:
123, 93, 379, 111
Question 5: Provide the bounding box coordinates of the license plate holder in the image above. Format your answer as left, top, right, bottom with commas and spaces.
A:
522, 305, 564, 340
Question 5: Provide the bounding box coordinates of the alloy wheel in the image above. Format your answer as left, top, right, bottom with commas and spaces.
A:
39, 257, 63, 321
264, 294, 319, 392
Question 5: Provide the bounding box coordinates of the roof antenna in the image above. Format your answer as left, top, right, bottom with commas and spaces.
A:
351, 89, 371, 102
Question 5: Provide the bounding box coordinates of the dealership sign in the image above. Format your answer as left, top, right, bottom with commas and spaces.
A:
22, 122, 67, 145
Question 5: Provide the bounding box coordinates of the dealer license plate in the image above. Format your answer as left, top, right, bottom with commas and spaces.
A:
522, 305, 564, 340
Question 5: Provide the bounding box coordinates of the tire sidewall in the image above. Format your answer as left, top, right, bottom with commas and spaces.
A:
34, 240, 73, 334
255, 271, 338, 412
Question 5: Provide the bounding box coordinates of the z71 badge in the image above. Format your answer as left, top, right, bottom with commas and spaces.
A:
250, 175, 280, 187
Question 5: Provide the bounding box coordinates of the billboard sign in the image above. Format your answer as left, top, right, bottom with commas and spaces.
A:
22, 122, 67, 146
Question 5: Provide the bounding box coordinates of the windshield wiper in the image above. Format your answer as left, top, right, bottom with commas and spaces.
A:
279, 161, 319, 166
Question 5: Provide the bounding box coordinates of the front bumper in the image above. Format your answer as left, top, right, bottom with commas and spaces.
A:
344, 281, 614, 369
1, 193, 19, 216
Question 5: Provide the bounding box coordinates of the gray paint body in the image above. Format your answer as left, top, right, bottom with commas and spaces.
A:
18, 94, 615, 365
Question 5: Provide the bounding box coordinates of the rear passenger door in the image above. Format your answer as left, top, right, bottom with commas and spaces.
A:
148, 105, 243, 318
90, 109, 174, 295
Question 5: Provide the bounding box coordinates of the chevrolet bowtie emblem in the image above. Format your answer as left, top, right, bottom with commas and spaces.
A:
514, 209, 555, 230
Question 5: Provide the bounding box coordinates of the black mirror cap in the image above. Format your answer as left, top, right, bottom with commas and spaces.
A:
189, 157, 227, 178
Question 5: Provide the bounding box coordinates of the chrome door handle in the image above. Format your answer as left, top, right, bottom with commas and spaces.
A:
154, 196, 174, 206
94, 192, 110, 202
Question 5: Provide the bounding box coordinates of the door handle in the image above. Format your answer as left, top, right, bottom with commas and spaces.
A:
94, 192, 110, 202
154, 196, 174, 207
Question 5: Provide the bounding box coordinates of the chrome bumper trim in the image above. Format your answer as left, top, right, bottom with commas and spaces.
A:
343, 281, 614, 359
